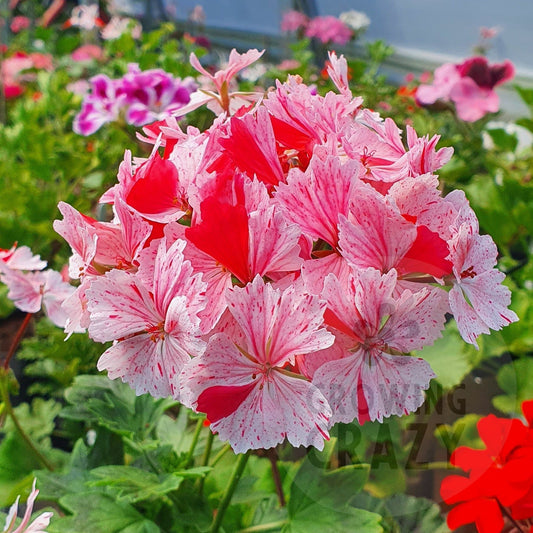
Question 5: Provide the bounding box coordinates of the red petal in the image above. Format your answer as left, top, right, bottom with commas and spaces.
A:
447, 498, 504, 533
186, 197, 250, 283
196, 382, 257, 423
126, 154, 181, 216
397, 225, 453, 278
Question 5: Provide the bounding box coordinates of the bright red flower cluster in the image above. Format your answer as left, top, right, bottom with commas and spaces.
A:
441, 400, 533, 533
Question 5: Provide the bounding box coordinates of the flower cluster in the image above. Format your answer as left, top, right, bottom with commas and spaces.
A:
56, 49, 517, 453
441, 400, 533, 533
416, 56, 515, 122
281, 10, 369, 45
73, 64, 197, 135
1, 51, 53, 99
0, 244, 74, 329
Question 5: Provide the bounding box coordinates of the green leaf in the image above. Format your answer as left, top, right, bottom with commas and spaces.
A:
89, 465, 183, 503
486, 128, 518, 152
62, 375, 176, 441
416, 323, 478, 389
49, 492, 159, 533
351, 492, 449, 533
515, 85, 533, 110
434, 414, 483, 454
286, 458, 382, 532
493, 357, 533, 414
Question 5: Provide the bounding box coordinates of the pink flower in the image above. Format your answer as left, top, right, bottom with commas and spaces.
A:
10, 16, 30, 33
182, 48, 265, 116
305, 16, 353, 45
3, 478, 52, 533
0, 244, 46, 271
87, 238, 207, 399
180, 275, 334, 452
71, 44, 104, 62
280, 10, 309, 32
416, 56, 515, 121
309, 268, 447, 424
101, 16, 142, 40
64, 4, 104, 30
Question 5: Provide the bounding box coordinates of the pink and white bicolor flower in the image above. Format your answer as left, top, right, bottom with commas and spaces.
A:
309, 268, 447, 425
86, 238, 207, 399
180, 275, 334, 453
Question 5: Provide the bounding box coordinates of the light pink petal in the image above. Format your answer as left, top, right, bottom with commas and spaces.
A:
450, 78, 499, 122
41, 270, 76, 328
22, 512, 53, 533
113, 199, 152, 265
97, 334, 174, 398
339, 183, 416, 272
313, 349, 435, 424
247, 205, 302, 278
2, 245, 47, 271
415, 62, 460, 105
275, 155, 362, 247
86, 270, 160, 343
449, 285, 490, 348
381, 286, 448, 352
1, 269, 42, 313
227, 276, 334, 366
327, 51, 350, 94
301, 253, 351, 296
388, 174, 457, 238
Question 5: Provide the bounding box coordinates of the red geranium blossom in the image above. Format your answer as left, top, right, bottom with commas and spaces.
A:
441, 400, 533, 533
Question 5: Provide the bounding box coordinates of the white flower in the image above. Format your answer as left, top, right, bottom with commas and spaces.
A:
339, 10, 370, 32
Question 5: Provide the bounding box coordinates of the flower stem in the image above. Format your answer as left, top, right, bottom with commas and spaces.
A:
237, 520, 287, 532
3, 312, 32, 370
0, 371, 54, 471
267, 448, 285, 507
185, 418, 204, 467
195, 429, 214, 494
497, 499, 525, 533
210, 443, 232, 467
209, 451, 250, 533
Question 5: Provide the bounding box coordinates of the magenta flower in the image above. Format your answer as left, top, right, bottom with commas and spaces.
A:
71, 44, 103, 62
416, 56, 515, 121
305, 15, 353, 45
118, 64, 197, 126
280, 10, 309, 32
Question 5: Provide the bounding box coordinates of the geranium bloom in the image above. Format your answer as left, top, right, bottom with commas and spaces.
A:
441, 400, 533, 533
280, 10, 309, 32
416, 56, 515, 121
305, 16, 353, 45
101, 16, 142, 40
64, 4, 104, 29
71, 44, 103, 62
86, 238, 206, 398
180, 276, 334, 453
10, 16, 30, 33
308, 268, 447, 424
0, 243, 74, 328
3, 478, 52, 533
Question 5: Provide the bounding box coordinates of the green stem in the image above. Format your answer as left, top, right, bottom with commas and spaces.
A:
195, 429, 214, 494
185, 419, 204, 467
209, 451, 250, 533
410, 461, 458, 470
0, 373, 54, 471
210, 443, 232, 467
237, 520, 287, 533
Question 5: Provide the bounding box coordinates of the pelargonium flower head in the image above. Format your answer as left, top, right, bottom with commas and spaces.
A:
180, 275, 334, 452
118, 64, 197, 126
280, 10, 309, 32
87, 238, 207, 399
416, 56, 515, 122
305, 16, 353, 45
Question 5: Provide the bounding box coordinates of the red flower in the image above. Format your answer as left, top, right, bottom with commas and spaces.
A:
441, 401, 533, 533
